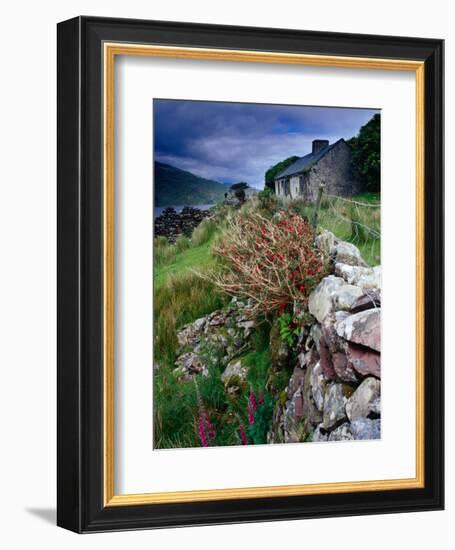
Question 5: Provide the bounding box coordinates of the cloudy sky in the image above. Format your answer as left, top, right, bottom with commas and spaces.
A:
154, 99, 379, 189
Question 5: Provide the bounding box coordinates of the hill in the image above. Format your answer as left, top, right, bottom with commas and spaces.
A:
154, 161, 229, 206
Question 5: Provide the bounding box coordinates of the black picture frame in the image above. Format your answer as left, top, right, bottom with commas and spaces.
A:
57, 16, 444, 533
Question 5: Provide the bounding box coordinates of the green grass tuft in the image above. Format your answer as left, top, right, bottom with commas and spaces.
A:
154, 270, 227, 365
174, 235, 191, 252
153, 367, 199, 449
155, 237, 218, 290
153, 237, 176, 268
191, 218, 218, 247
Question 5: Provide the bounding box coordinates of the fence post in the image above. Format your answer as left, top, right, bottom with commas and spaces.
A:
312, 183, 325, 229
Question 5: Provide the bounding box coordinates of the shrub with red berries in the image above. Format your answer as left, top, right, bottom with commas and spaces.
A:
208, 211, 328, 315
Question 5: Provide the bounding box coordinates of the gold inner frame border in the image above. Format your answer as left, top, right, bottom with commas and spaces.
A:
103, 43, 425, 506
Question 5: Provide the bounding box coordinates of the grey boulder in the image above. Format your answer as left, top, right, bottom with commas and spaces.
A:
351, 418, 381, 440
323, 383, 348, 429
328, 422, 354, 441
174, 352, 208, 380
335, 263, 381, 291
332, 284, 364, 312
308, 275, 345, 323
315, 230, 338, 256
312, 424, 329, 442
346, 342, 381, 378
332, 241, 368, 267
336, 309, 381, 352
310, 361, 326, 412
346, 377, 381, 421
221, 358, 248, 386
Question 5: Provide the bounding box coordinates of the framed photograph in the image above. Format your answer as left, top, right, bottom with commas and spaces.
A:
57, 16, 444, 533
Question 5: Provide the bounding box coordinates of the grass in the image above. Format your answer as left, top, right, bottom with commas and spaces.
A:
153, 227, 289, 449
154, 359, 233, 449
154, 270, 227, 365
353, 191, 380, 205
153, 192, 381, 449
175, 235, 190, 252
154, 237, 219, 291
154, 315, 287, 449
191, 217, 218, 247
153, 224, 231, 449
318, 208, 380, 266
154, 236, 176, 268
154, 367, 199, 449
242, 323, 272, 391
153, 224, 229, 369
284, 193, 380, 266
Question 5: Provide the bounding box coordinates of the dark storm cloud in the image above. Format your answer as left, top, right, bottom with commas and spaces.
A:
154, 99, 379, 188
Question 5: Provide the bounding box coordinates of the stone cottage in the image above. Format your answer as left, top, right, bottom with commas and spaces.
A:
274, 139, 360, 202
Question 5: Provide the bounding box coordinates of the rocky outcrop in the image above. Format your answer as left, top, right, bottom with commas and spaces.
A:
174, 352, 208, 381
155, 206, 213, 242
174, 297, 256, 381
269, 234, 381, 444
221, 358, 249, 393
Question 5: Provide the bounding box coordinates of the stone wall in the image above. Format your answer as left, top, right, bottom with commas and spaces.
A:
269, 230, 381, 443
306, 140, 361, 200
154, 206, 213, 242
170, 229, 381, 444
289, 174, 301, 198
275, 140, 361, 202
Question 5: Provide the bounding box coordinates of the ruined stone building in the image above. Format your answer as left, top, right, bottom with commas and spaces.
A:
274, 139, 360, 202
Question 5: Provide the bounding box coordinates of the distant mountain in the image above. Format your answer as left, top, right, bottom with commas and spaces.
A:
154, 161, 229, 207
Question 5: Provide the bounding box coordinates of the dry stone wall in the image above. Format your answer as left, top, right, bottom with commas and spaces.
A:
155, 206, 213, 242
170, 228, 381, 444
269, 230, 381, 443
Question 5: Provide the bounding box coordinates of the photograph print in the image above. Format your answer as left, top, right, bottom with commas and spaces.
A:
153, 99, 381, 450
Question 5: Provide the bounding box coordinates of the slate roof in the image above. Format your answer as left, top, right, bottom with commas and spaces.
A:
275, 139, 343, 179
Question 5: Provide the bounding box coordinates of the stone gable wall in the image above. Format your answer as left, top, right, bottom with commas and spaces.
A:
275, 141, 361, 202
306, 140, 361, 199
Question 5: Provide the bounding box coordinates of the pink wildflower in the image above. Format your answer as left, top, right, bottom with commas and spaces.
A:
239, 424, 248, 445
197, 411, 216, 447
248, 391, 257, 426
249, 391, 257, 412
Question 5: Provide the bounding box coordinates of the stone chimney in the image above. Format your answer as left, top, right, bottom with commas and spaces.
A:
312, 139, 329, 154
